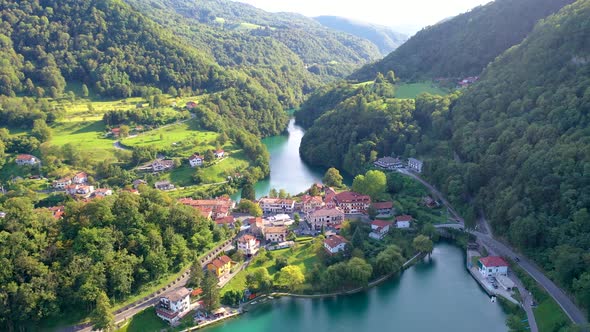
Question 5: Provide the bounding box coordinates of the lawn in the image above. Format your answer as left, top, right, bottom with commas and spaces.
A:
116, 307, 168, 332
395, 82, 448, 99
534, 297, 572, 332
122, 119, 219, 157
221, 241, 319, 296
197, 151, 250, 183
50, 119, 117, 161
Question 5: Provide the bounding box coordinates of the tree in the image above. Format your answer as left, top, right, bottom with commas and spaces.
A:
246, 268, 272, 293
32, 119, 52, 142
352, 227, 364, 249
413, 235, 434, 256
346, 257, 372, 287
352, 170, 387, 199
241, 182, 256, 201
276, 265, 305, 292
221, 290, 243, 306
118, 125, 130, 138
188, 260, 204, 288
367, 205, 377, 219
238, 199, 262, 217
294, 213, 300, 226
323, 167, 343, 187
574, 272, 590, 314
82, 84, 89, 97
375, 245, 405, 275
201, 270, 221, 311
269, 188, 278, 198
278, 189, 288, 199
205, 150, 215, 162
506, 314, 527, 332
91, 291, 114, 332
275, 257, 288, 270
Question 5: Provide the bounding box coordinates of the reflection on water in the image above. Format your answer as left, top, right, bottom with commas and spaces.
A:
204, 243, 507, 332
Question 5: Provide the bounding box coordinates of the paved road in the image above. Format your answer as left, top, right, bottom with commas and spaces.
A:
510, 271, 539, 332
404, 170, 588, 327
59, 239, 234, 332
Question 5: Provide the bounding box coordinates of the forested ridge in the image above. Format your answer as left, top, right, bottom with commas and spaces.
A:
314, 16, 407, 55
351, 0, 575, 81
299, 0, 590, 316
138, 0, 382, 78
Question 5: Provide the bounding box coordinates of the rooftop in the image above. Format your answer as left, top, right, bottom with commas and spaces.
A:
479, 256, 509, 267
324, 235, 348, 249
372, 201, 393, 209
165, 287, 190, 302
335, 191, 371, 203
371, 220, 393, 228
396, 215, 413, 222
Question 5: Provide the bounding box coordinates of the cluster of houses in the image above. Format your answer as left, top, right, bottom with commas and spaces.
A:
458, 76, 479, 88
188, 150, 225, 168
373, 156, 423, 173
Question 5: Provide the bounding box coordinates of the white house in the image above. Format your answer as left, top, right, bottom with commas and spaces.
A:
395, 215, 412, 229
155, 180, 175, 191
374, 157, 403, 170
323, 235, 348, 255
306, 207, 345, 231
72, 172, 88, 184
258, 198, 295, 214
408, 158, 423, 173
237, 234, 260, 256
65, 184, 95, 198
214, 149, 225, 158
155, 287, 191, 325
15, 154, 40, 166
189, 154, 204, 167
369, 220, 392, 240
478, 256, 509, 278
92, 188, 113, 197
53, 177, 72, 189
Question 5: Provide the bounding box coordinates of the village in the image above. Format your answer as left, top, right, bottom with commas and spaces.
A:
3, 152, 523, 330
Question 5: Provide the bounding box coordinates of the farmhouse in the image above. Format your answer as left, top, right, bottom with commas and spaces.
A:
92, 188, 113, 197
214, 149, 225, 158
15, 154, 40, 166
333, 191, 371, 214
186, 101, 198, 110
395, 215, 413, 229
372, 201, 394, 217
258, 197, 295, 214
151, 159, 175, 172
306, 207, 345, 231
478, 256, 509, 278
133, 179, 147, 189
65, 184, 95, 198
155, 180, 175, 191
53, 177, 72, 189
189, 154, 204, 167
155, 287, 191, 325
324, 235, 348, 255
369, 220, 392, 240
48, 206, 65, 219
73, 172, 88, 184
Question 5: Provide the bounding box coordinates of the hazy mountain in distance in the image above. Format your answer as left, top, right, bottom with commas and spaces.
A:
314, 15, 408, 55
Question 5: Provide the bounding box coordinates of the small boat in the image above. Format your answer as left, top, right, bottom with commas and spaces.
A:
491, 296, 496, 303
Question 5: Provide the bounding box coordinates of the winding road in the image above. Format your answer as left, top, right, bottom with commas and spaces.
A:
404, 169, 588, 328
59, 239, 235, 332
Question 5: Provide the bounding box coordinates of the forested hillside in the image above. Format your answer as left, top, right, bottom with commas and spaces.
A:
351, 0, 575, 81
314, 16, 407, 55
0, 0, 225, 98
140, 0, 382, 78
300, 0, 590, 314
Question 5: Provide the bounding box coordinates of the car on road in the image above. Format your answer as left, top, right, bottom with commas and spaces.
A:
514, 257, 520, 262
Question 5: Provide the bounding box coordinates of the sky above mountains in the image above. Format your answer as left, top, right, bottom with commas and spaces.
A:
235, 0, 492, 34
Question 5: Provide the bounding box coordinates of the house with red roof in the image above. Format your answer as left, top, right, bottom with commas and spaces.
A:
15, 154, 40, 166
155, 287, 191, 325
48, 206, 65, 219
372, 201, 394, 217
395, 215, 413, 229
189, 154, 204, 167
298, 194, 324, 213
186, 101, 198, 110
53, 176, 72, 189
207, 255, 232, 278
334, 191, 371, 214
323, 235, 349, 255
215, 216, 236, 228
237, 234, 260, 256
369, 220, 393, 240
72, 172, 88, 184
478, 256, 509, 277
179, 197, 235, 219
306, 207, 344, 231
214, 149, 225, 158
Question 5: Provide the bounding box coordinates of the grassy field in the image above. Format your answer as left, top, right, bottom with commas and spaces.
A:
395, 82, 448, 99
116, 308, 168, 332
221, 241, 319, 296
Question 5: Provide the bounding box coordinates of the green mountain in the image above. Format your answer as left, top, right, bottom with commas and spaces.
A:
138, 0, 382, 78
350, 0, 576, 81
300, 0, 590, 315
314, 15, 407, 55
